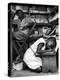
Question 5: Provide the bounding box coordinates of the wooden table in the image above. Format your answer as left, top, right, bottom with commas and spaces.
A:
36, 51, 57, 73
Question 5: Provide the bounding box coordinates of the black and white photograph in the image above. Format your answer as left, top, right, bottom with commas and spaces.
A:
8, 3, 59, 77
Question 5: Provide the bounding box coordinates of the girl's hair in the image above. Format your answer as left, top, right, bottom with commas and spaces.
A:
13, 10, 25, 21
37, 43, 44, 51
46, 37, 56, 50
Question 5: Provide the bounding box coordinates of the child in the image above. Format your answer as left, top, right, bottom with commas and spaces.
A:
23, 38, 46, 72
23, 37, 56, 72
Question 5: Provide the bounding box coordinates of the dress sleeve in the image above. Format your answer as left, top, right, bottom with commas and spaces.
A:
31, 38, 45, 52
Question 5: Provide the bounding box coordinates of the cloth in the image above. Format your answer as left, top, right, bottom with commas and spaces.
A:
13, 29, 28, 40
13, 19, 21, 28
13, 62, 23, 71
23, 38, 45, 70
21, 16, 33, 27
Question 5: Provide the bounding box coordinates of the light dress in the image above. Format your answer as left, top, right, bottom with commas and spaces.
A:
23, 38, 45, 70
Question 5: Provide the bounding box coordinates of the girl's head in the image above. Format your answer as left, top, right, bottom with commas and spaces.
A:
37, 43, 44, 51
14, 10, 25, 21
46, 37, 56, 50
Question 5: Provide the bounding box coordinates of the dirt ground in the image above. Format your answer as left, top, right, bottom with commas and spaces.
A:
11, 70, 58, 77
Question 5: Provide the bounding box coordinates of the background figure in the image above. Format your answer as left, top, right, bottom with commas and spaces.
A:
12, 9, 35, 70
12, 10, 34, 41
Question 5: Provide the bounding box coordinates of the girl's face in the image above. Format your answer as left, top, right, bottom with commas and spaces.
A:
42, 27, 48, 34
42, 27, 51, 35
14, 15, 19, 20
